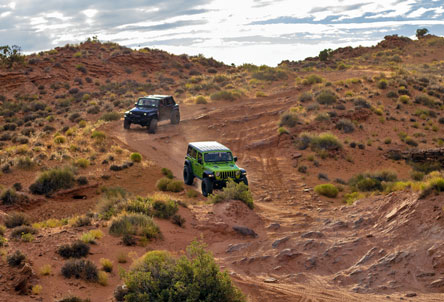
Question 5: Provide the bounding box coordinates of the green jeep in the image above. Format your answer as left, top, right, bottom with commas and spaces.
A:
183, 141, 248, 197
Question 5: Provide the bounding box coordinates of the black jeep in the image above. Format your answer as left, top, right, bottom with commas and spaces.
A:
123, 95, 180, 133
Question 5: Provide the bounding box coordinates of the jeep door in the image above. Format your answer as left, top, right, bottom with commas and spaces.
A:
194, 152, 204, 178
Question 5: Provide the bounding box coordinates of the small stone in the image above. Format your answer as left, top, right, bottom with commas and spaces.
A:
272, 236, 290, 248
264, 278, 278, 283
267, 223, 280, 230
405, 293, 416, 297
232, 226, 258, 238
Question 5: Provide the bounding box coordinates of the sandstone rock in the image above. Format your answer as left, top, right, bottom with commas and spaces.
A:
264, 277, 278, 283
226, 243, 250, 253
267, 223, 280, 230
301, 231, 324, 239
232, 226, 258, 238
272, 236, 290, 249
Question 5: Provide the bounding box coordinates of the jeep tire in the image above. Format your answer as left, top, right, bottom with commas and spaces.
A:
124, 120, 131, 129
201, 177, 213, 197
241, 176, 248, 186
183, 164, 194, 185
170, 110, 180, 124
148, 119, 158, 134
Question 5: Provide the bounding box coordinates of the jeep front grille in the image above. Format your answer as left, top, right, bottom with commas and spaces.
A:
220, 171, 237, 179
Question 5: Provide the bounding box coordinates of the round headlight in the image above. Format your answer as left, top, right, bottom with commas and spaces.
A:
144, 113, 147, 116
215, 172, 220, 177
129, 112, 132, 114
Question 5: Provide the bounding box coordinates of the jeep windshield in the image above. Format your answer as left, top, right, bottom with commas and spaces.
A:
137, 98, 158, 108
204, 152, 233, 162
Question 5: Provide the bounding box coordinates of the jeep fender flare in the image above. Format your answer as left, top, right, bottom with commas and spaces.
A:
184, 159, 192, 167
203, 170, 214, 178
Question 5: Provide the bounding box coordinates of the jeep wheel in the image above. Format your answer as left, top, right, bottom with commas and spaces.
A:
148, 119, 158, 134
124, 120, 131, 130
241, 176, 249, 186
201, 178, 213, 197
183, 165, 194, 185
170, 110, 180, 124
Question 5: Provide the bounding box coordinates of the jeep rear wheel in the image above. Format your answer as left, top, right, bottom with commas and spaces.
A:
183, 165, 194, 185
148, 119, 158, 134
124, 120, 131, 129
170, 110, 180, 124
201, 178, 213, 197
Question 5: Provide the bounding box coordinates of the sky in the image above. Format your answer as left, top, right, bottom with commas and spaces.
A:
0, 0, 444, 66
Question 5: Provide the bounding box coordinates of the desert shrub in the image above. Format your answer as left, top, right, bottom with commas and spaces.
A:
16, 156, 34, 170
405, 137, 418, 147
195, 96, 207, 104
75, 158, 90, 168
420, 177, 444, 198
399, 95, 410, 104
336, 119, 355, 133
10, 225, 37, 239
39, 264, 52, 276
161, 167, 174, 179
186, 189, 199, 198
377, 79, 388, 89
156, 177, 184, 192
415, 94, 436, 107
61, 259, 98, 282
71, 215, 92, 227
152, 199, 178, 219
7, 250, 26, 267
344, 192, 364, 205
314, 184, 338, 198
387, 91, 398, 98
130, 152, 142, 163
299, 91, 313, 102
438, 117, 444, 124
349, 170, 397, 192
210, 90, 240, 101
5, 212, 29, 228
353, 97, 370, 108
410, 161, 442, 173
252, 67, 287, 81
29, 167, 75, 195
171, 214, 185, 227
209, 179, 253, 209
310, 133, 342, 151
58, 296, 90, 302
316, 90, 337, 105
100, 112, 120, 121
119, 241, 245, 302
100, 258, 113, 272
109, 214, 160, 239
91, 130, 106, 140
77, 176, 88, 185
1, 188, 19, 205
279, 112, 299, 128
304, 74, 323, 85
411, 171, 425, 181
58, 241, 90, 259
80, 229, 103, 244
54, 135, 66, 144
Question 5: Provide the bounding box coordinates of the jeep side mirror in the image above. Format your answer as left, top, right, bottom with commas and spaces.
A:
198, 158, 202, 164
234, 156, 237, 162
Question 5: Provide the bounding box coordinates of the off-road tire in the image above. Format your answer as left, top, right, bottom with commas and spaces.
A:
170, 110, 180, 124
202, 177, 213, 197
241, 176, 248, 186
183, 164, 194, 185
124, 120, 131, 129
148, 119, 158, 134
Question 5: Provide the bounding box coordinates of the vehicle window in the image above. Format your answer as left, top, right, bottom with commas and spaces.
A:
190, 148, 197, 159
137, 98, 158, 107
204, 152, 233, 162
197, 152, 202, 162
187, 146, 192, 155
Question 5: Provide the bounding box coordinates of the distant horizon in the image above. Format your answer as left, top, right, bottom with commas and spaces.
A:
2, 0, 444, 66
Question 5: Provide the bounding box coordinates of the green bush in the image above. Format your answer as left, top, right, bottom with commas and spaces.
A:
344, 192, 364, 205
156, 177, 184, 192
316, 90, 337, 105
5, 212, 29, 228
58, 241, 90, 259
61, 259, 98, 282
210, 90, 241, 101
161, 167, 174, 179
7, 250, 26, 267
299, 91, 313, 102
349, 170, 397, 192
377, 79, 388, 89
420, 177, 444, 198
304, 74, 323, 85
91, 130, 106, 140
195, 96, 208, 104
399, 95, 410, 104
209, 179, 254, 209
75, 158, 90, 168
29, 167, 75, 195
119, 241, 245, 302
336, 119, 355, 133
109, 214, 160, 239
16, 156, 34, 170
171, 214, 186, 227
411, 171, 425, 181
310, 133, 342, 151
10, 225, 37, 239
152, 200, 178, 219
279, 112, 299, 128
100, 112, 121, 121
130, 152, 142, 163
314, 184, 338, 198
1, 188, 19, 205
54, 135, 66, 144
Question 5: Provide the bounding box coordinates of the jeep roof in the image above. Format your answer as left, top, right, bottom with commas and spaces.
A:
141, 95, 172, 99
189, 141, 230, 152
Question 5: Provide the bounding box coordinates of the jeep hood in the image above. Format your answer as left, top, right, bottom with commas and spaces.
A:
129, 107, 157, 114
205, 162, 240, 171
